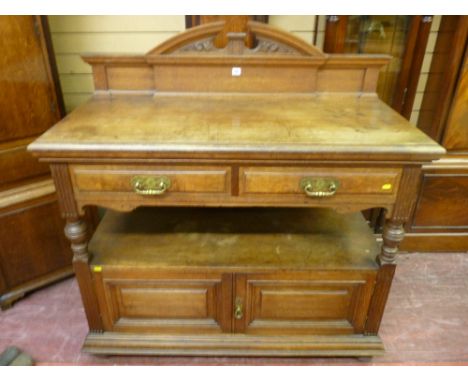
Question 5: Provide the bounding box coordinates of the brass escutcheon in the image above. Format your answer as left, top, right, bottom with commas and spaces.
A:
300, 177, 339, 198
234, 297, 243, 320
131, 176, 171, 196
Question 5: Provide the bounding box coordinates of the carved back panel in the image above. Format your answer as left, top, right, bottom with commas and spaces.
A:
83, 20, 390, 94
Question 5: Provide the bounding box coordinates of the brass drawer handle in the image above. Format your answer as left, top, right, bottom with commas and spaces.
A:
300, 178, 339, 198
131, 176, 171, 195
234, 297, 243, 320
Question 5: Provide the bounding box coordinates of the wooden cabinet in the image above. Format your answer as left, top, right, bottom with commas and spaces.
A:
402, 16, 468, 252
29, 19, 444, 356
0, 16, 71, 309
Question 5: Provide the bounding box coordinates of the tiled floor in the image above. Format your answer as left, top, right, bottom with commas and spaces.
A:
1, 253, 468, 365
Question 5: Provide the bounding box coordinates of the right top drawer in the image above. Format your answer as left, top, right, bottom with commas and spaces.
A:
239, 166, 402, 204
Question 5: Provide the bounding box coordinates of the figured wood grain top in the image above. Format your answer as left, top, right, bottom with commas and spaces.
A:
29, 93, 445, 161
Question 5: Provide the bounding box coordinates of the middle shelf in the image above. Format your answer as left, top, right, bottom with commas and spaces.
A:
89, 207, 380, 271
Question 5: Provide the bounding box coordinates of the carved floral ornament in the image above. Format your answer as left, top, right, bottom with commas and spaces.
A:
146, 20, 326, 58
174, 34, 303, 56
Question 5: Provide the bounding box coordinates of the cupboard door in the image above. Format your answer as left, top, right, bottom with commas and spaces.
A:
0, 16, 62, 143
233, 271, 376, 335
93, 269, 233, 334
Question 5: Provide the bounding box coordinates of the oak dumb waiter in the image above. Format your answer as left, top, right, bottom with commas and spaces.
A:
28, 20, 445, 357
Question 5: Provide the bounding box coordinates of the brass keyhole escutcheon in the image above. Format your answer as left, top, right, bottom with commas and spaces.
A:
131, 176, 171, 196
300, 178, 339, 198
234, 297, 243, 320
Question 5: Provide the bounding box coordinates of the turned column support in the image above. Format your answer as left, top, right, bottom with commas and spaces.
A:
64, 217, 102, 331
379, 219, 405, 266
366, 166, 422, 335
64, 219, 88, 262
50, 163, 103, 332
365, 218, 404, 335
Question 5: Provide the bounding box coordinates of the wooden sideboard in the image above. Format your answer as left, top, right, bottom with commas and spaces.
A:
28, 20, 445, 356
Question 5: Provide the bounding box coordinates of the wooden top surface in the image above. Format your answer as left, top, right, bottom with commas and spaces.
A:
89, 207, 379, 271
29, 93, 445, 161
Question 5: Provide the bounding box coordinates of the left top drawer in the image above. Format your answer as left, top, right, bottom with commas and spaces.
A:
69, 164, 232, 209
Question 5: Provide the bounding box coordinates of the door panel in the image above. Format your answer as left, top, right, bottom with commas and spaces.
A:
256, 286, 350, 319
0, 193, 72, 288
94, 269, 233, 334
233, 271, 376, 335
411, 172, 468, 229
